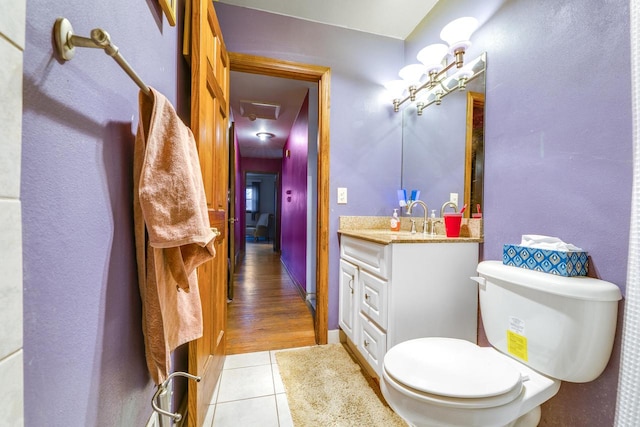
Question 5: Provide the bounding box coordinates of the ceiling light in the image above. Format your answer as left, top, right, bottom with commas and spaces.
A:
256, 132, 275, 141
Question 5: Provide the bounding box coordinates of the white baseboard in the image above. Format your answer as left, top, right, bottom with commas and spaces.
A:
327, 329, 340, 344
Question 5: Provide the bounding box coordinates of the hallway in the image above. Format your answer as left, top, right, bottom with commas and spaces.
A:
226, 242, 316, 354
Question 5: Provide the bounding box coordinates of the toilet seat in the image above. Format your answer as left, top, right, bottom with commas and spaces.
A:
383, 337, 524, 409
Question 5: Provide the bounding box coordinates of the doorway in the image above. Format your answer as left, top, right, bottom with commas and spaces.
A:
244, 172, 278, 251
229, 53, 330, 345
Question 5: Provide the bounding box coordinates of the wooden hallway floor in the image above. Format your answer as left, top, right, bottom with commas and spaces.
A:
226, 241, 316, 355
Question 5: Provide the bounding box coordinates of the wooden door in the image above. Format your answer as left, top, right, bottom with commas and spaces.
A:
188, 1, 229, 426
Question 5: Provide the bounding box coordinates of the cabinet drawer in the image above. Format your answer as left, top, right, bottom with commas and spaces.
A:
340, 236, 390, 280
359, 270, 388, 330
358, 313, 387, 377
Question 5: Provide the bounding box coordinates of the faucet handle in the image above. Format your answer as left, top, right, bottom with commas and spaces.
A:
410, 219, 417, 234
440, 201, 459, 218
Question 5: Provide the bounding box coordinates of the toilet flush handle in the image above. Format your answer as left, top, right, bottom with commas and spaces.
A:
470, 276, 486, 291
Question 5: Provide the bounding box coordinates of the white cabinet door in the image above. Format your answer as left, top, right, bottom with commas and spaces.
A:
339, 259, 359, 342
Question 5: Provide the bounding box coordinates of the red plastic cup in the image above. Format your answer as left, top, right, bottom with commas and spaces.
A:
444, 213, 463, 237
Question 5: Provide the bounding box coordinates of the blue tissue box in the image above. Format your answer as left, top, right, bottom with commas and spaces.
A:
502, 244, 589, 277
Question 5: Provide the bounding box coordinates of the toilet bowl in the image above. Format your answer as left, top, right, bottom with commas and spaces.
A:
380, 337, 560, 427
380, 261, 622, 427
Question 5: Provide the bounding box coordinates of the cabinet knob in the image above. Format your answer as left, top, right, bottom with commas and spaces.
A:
349, 278, 354, 294
364, 293, 370, 300
363, 339, 369, 347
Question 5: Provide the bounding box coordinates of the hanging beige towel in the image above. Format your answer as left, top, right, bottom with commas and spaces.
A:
133, 87, 215, 385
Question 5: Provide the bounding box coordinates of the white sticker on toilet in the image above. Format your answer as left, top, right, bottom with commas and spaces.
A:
509, 316, 525, 335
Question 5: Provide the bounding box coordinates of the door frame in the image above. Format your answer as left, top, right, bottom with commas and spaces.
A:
229, 52, 330, 344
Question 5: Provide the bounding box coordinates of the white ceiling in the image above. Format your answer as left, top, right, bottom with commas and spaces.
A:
221, 1, 440, 158
231, 72, 315, 158
217, 0, 440, 40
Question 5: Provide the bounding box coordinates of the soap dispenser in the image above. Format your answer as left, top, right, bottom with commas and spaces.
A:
429, 210, 436, 236
390, 209, 401, 231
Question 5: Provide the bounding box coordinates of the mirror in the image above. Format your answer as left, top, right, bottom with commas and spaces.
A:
401, 53, 486, 218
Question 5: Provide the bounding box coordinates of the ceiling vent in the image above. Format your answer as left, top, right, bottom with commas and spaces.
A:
239, 100, 281, 121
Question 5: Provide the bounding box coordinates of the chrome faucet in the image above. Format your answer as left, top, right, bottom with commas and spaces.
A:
407, 200, 429, 234
440, 201, 459, 218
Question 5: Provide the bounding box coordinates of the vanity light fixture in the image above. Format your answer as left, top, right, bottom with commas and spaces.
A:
415, 52, 486, 116
387, 17, 479, 112
256, 131, 275, 141
456, 69, 474, 91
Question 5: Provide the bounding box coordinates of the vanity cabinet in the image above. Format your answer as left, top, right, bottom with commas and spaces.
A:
339, 235, 479, 377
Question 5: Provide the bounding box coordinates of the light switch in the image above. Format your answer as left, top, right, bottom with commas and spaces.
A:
337, 187, 348, 204
450, 192, 459, 206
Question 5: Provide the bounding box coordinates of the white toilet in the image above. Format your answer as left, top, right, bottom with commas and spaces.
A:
380, 260, 622, 427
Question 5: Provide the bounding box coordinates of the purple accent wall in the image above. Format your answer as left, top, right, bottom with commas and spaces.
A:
21, 1, 189, 425
215, 3, 405, 332
407, 1, 631, 425
280, 93, 310, 290
234, 132, 244, 252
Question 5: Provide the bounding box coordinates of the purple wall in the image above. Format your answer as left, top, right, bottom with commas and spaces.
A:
234, 131, 244, 253
21, 0, 189, 425
215, 3, 405, 332
407, 1, 631, 425
280, 93, 310, 290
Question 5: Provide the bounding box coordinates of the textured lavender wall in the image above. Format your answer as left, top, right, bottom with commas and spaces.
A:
407, 0, 631, 425
215, 3, 405, 331
21, 0, 188, 425
281, 94, 309, 289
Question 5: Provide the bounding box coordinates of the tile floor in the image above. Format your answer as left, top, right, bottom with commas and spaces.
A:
202, 348, 308, 427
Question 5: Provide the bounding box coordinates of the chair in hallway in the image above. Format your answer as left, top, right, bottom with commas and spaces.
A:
253, 212, 271, 241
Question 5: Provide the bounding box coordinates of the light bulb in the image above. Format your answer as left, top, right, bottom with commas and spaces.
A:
417, 43, 449, 73
384, 80, 408, 99
440, 17, 478, 52
398, 64, 426, 86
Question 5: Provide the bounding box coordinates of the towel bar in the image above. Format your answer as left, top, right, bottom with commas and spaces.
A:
53, 17, 151, 97
151, 371, 201, 422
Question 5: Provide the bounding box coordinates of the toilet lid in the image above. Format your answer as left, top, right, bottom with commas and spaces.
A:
384, 337, 523, 399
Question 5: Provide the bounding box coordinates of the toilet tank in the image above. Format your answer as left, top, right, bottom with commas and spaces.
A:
476, 261, 622, 383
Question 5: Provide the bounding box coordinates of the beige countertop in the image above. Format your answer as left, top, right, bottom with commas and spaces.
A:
338, 215, 483, 244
